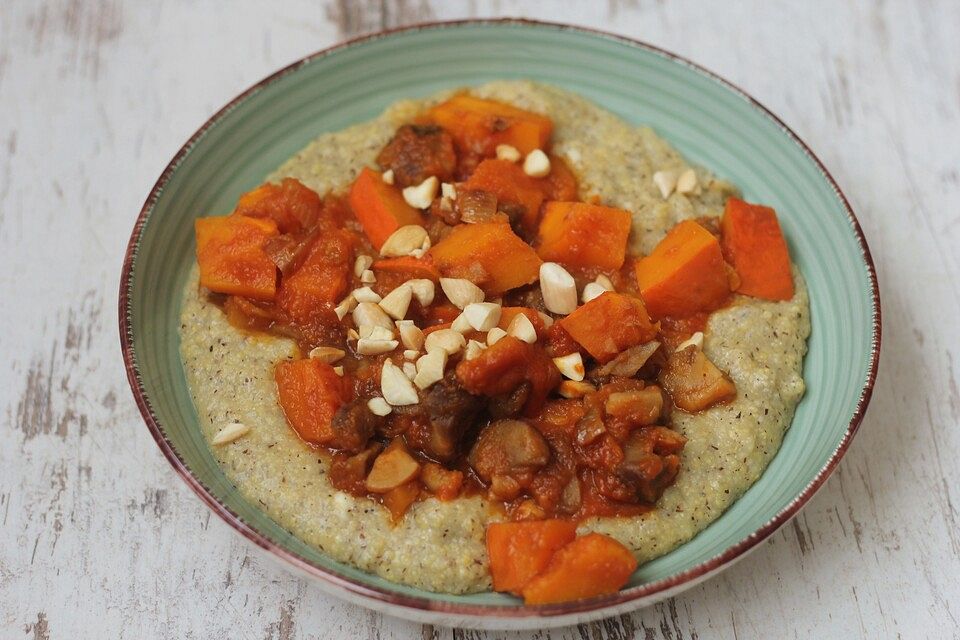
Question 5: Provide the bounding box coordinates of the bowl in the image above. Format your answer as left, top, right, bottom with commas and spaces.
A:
119, 19, 880, 629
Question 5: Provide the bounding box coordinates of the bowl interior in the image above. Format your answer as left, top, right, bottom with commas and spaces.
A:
123, 22, 877, 609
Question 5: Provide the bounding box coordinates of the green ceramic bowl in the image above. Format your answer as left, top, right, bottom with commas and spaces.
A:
120, 19, 880, 629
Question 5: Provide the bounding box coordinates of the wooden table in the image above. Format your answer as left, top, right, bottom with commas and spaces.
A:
3, 1, 958, 638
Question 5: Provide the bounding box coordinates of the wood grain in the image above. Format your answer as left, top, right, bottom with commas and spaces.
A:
2, 0, 958, 638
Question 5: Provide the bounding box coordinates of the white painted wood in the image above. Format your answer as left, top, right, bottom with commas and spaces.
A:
2, 1, 958, 638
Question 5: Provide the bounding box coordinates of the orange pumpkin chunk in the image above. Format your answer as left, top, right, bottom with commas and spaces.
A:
234, 178, 322, 234
194, 215, 279, 300
463, 159, 545, 233
428, 222, 543, 295
371, 256, 441, 282
720, 198, 795, 301
486, 520, 578, 594
425, 94, 553, 156
558, 292, 658, 363
455, 336, 561, 416
536, 202, 632, 270
348, 167, 424, 249
277, 230, 353, 324
634, 220, 730, 318
274, 359, 349, 445
521, 533, 637, 605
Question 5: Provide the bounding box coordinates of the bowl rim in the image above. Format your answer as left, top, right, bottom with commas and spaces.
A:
118, 17, 881, 620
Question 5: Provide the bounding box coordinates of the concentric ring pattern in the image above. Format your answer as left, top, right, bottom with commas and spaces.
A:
120, 21, 879, 622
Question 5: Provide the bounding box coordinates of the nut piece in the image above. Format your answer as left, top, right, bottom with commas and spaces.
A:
581, 282, 608, 304
352, 286, 382, 303
553, 352, 585, 381
653, 170, 678, 199
356, 338, 399, 355
403, 349, 419, 360
487, 327, 508, 346
558, 380, 596, 398
359, 325, 394, 340
539, 262, 578, 315
676, 331, 705, 352
441, 182, 457, 200
496, 144, 521, 162
523, 149, 551, 177
402, 176, 440, 209
676, 168, 698, 194
424, 328, 466, 355
396, 320, 425, 351
308, 346, 346, 363
451, 312, 473, 334
354, 255, 374, 277
405, 279, 435, 306
365, 443, 420, 493
381, 169, 395, 185
464, 339, 486, 360
507, 313, 538, 344
402, 361, 417, 380
440, 278, 485, 309
333, 366, 344, 376
419, 234, 432, 252
414, 349, 448, 389
346, 328, 360, 341
334, 295, 357, 321
212, 422, 250, 445
367, 397, 392, 416
378, 285, 413, 320
353, 302, 394, 331
380, 360, 419, 406
360, 269, 377, 284
594, 274, 615, 290
463, 302, 502, 331
380, 225, 430, 258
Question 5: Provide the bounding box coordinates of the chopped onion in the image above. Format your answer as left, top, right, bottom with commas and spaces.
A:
456, 189, 499, 224
264, 232, 314, 275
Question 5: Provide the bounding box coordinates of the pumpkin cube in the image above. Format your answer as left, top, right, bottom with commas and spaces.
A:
425, 94, 553, 156
463, 159, 545, 233
348, 167, 424, 249
634, 220, 730, 318
428, 222, 543, 295
536, 202, 632, 270
275, 359, 348, 446
558, 292, 658, 363
720, 198, 794, 301
195, 215, 279, 300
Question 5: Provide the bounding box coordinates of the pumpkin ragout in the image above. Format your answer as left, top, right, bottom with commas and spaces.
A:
192, 94, 795, 603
